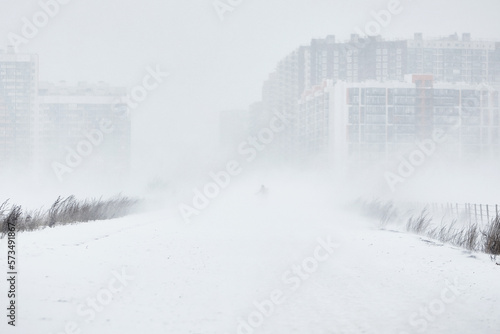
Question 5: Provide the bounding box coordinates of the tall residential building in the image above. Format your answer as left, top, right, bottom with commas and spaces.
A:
0, 49, 38, 171
305, 33, 499, 86
38, 82, 130, 183
255, 33, 500, 164
295, 76, 500, 169
262, 33, 500, 114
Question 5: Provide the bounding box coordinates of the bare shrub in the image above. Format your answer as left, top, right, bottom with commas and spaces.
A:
482, 217, 500, 256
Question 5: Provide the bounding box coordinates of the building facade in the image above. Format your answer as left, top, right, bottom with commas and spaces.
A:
0, 50, 38, 171
37, 82, 130, 182
254, 33, 500, 166
295, 76, 500, 169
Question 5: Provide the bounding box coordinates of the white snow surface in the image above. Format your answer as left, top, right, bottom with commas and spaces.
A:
1, 182, 499, 334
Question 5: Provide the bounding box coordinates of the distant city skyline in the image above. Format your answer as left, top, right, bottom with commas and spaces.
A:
220, 32, 500, 169
0, 49, 130, 186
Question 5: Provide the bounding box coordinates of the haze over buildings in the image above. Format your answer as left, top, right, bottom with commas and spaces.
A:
0, 48, 130, 186
219, 33, 500, 171
2, 2, 500, 333
0, 50, 38, 172
38, 81, 131, 184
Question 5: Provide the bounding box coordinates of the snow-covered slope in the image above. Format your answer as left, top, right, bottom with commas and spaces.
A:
1, 182, 499, 334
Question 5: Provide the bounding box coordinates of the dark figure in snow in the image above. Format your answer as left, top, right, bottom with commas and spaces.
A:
257, 184, 268, 195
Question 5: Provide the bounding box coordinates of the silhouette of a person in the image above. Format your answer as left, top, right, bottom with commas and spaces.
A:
257, 184, 268, 195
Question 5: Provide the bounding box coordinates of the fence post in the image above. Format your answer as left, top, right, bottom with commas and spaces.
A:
475, 204, 478, 224
487, 205, 490, 223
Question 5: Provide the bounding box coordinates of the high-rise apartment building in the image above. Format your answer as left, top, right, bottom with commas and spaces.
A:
262, 33, 500, 115
255, 33, 500, 165
0, 49, 38, 171
37, 82, 130, 183
296, 76, 500, 168
0, 49, 131, 184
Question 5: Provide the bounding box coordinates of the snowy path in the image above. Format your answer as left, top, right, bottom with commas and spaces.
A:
1, 192, 499, 334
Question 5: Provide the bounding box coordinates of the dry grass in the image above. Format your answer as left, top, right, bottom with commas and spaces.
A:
406, 210, 431, 234
355, 198, 398, 226
354, 198, 500, 260
0, 195, 141, 238
406, 209, 499, 257
483, 216, 500, 256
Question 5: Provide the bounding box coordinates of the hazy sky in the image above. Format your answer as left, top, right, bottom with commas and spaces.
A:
2, 0, 500, 179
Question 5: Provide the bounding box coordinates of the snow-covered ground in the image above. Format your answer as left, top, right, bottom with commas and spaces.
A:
1, 180, 499, 334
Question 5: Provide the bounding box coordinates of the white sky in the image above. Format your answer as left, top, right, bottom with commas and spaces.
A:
1, 0, 499, 178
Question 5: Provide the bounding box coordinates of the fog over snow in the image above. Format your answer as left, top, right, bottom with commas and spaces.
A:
0, 0, 500, 333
